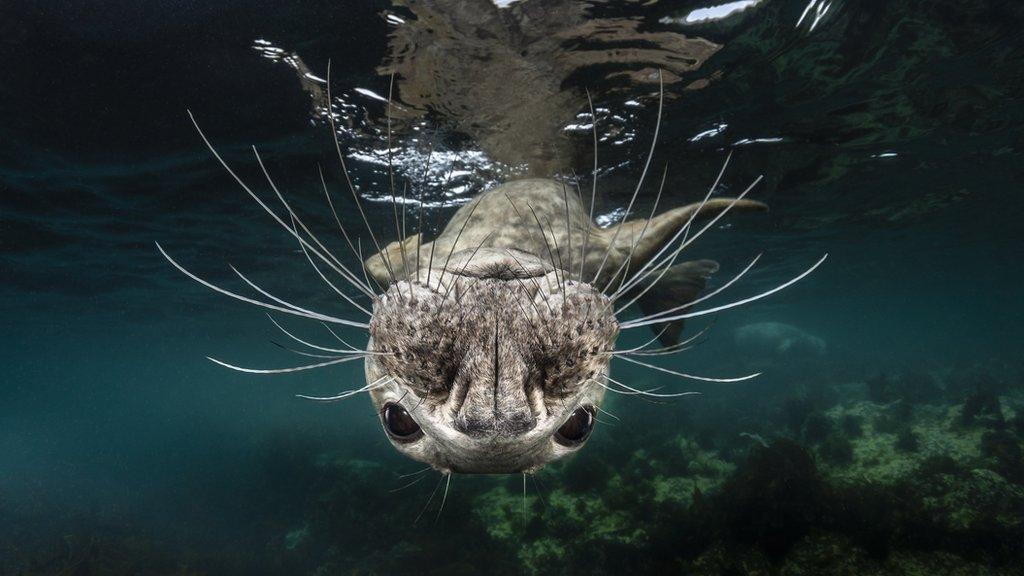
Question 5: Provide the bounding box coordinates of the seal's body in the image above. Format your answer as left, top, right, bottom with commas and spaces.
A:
362, 178, 766, 473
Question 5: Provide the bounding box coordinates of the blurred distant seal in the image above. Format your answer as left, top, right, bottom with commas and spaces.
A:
733, 321, 827, 358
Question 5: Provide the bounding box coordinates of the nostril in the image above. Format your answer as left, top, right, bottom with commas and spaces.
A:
502, 412, 536, 435
454, 414, 490, 437
454, 411, 536, 437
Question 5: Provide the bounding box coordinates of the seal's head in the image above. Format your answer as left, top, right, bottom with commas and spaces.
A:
366, 249, 617, 474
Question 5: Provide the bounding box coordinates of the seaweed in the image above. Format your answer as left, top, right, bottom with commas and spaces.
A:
980, 430, 1024, 482
840, 414, 864, 438
801, 412, 833, 444
717, 440, 823, 560
960, 390, 1005, 429
819, 433, 855, 464
894, 428, 920, 453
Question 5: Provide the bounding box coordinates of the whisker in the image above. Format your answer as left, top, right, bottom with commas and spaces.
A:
414, 129, 438, 285
398, 465, 434, 479
385, 74, 410, 286
527, 203, 562, 288
228, 263, 360, 322
601, 163, 667, 294
208, 353, 368, 374
595, 404, 620, 421
614, 354, 760, 383
561, 182, 574, 283
269, 341, 348, 359
504, 250, 555, 314
325, 60, 399, 288
436, 198, 483, 289
612, 156, 750, 301
611, 150, 733, 299
186, 111, 377, 301
266, 315, 372, 354
434, 473, 453, 523
286, 214, 374, 316
318, 165, 381, 294
622, 322, 714, 356
618, 253, 762, 326
530, 473, 549, 512
591, 377, 689, 399
610, 325, 671, 355
438, 232, 494, 308
580, 89, 598, 283
504, 194, 556, 294
591, 70, 664, 286
389, 475, 426, 493
296, 376, 393, 401
621, 254, 828, 328
251, 146, 375, 299
544, 218, 567, 293
426, 165, 456, 287
321, 322, 362, 351
522, 473, 528, 522
414, 474, 445, 525
156, 243, 367, 327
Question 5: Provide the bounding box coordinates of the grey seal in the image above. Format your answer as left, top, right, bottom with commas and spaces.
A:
158, 94, 826, 476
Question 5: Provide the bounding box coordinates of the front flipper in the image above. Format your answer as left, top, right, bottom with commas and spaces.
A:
633, 259, 719, 347
364, 233, 424, 287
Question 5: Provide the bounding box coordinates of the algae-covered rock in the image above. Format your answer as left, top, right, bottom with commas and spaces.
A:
718, 440, 822, 559
917, 468, 1024, 534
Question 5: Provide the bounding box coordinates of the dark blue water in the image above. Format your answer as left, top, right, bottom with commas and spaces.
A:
2, 1, 1023, 574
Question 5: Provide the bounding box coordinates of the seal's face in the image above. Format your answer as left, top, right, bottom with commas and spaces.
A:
365, 251, 618, 473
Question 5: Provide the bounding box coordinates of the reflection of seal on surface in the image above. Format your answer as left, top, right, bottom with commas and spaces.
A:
733, 321, 827, 358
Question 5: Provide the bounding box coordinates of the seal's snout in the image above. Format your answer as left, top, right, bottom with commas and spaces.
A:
454, 409, 536, 437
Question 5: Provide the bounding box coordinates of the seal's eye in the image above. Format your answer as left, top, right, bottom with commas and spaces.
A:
554, 405, 595, 447
382, 402, 423, 442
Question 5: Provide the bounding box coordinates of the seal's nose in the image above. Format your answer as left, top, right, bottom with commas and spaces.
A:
454, 410, 536, 437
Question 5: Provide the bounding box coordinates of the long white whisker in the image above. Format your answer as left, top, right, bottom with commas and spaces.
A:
620, 253, 762, 326
606, 174, 761, 309
266, 314, 371, 355
602, 163, 667, 293
612, 174, 763, 305
434, 473, 452, 523
595, 375, 697, 398
622, 254, 828, 328
186, 110, 375, 301
591, 70, 664, 285
611, 320, 714, 356
287, 213, 374, 316
414, 474, 445, 525
252, 146, 375, 299
384, 74, 410, 286
269, 341, 350, 359
208, 353, 368, 374
595, 404, 620, 421
318, 165, 381, 294
611, 150, 733, 298
436, 199, 482, 288
157, 243, 367, 327
227, 263, 354, 322
580, 89, 598, 283
614, 355, 760, 383
325, 60, 398, 287
321, 322, 362, 352
296, 376, 393, 401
